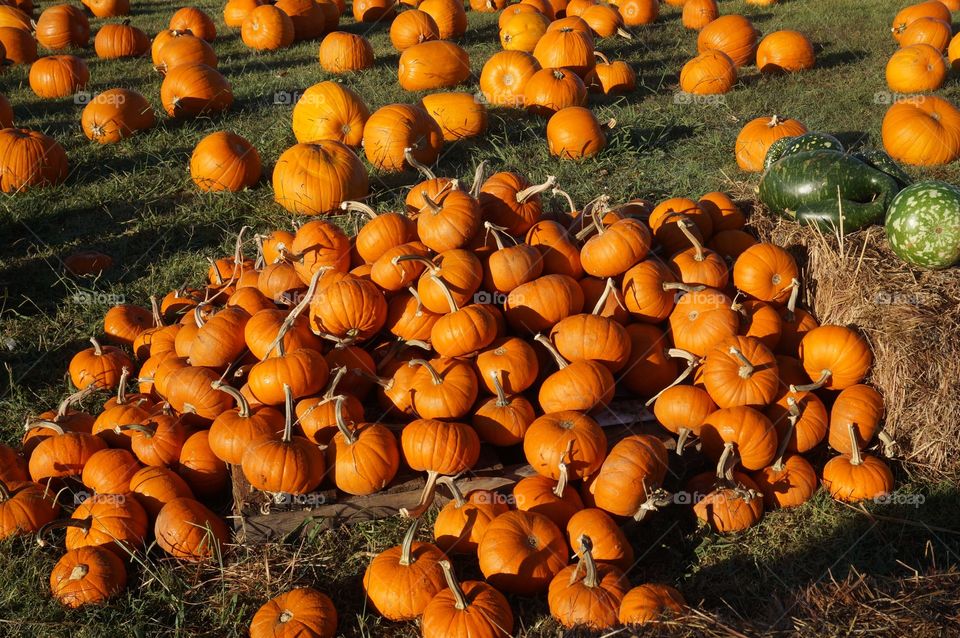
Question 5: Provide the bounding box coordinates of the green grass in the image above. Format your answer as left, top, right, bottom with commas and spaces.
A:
2, 0, 960, 635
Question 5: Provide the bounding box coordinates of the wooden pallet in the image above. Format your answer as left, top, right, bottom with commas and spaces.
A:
231, 400, 670, 543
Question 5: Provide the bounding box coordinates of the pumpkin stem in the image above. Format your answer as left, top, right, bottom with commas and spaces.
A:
790, 369, 830, 393
231, 225, 250, 277
407, 359, 443, 385
490, 371, 511, 408
323, 366, 348, 401
716, 442, 738, 482
211, 381, 250, 418
149, 295, 164, 328
728, 346, 755, 379
634, 479, 671, 521
591, 277, 626, 315
878, 431, 898, 458
786, 278, 800, 318
644, 349, 703, 407
56, 385, 96, 419
400, 470, 440, 519
768, 114, 786, 127
332, 395, 358, 445
114, 367, 132, 405
470, 160, 486, 199
552, 187, 579, 218
68, 564, 89, 581
419, 191, 443, 215
533, 334, 569, 370
678, 218, 704, 261
516, 175, 556, 204
207, 257, 225, 286
661, 281, 706, 294
113, 423, 155, 439
192, 303, 208, 328
391, 254, 437, 274
437, 475, 467, 508
265, 267, 326, 358
404, 147, 436, 180
552, 439, 575, 498
575, 534, 600, 588
281, 384, 294, 444
89, 337, 103, 357
24, 420, 66, 435
847, 422, 864, 466
340, 200, 379, 220
438, 560, 470, 610
593, 50, 610, 65
772, 398, 800, 472
616, 27, 633, 39
676, 427, 692, 456
429, 275, 460, 313
397, 516, 421, 566
602, 118, 617, 131
0, 479, 10, 502
37, 517, 94, 548
253, 234, 266, 269
483, 221, 518, 251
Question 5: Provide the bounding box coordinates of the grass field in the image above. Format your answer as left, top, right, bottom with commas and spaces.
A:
2, 0, 960, 635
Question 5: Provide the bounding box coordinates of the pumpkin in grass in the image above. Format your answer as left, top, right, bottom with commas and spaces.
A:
546, 106, 610, 159
756, 30, 815, 73
242, 386, 325, 494
420, 0, 466, 38
353, 0, 395, 22
900, 16, 952, 51
0, 25, 34, 64
681, 0, 717, 30
189, 131, 261, 192
160, 63, 232, 117
81, 448, 141, 496
35, 4, 89, 50
273, 140, 369, 214
580, 4, 629, 38
249, 588, 337, 638
421, 92, 488, 141
153, 31, 218, 74
0, 479, 60, 540
618, 0, 658, 26
688, 469, 764, 533
881, 95, 960, 166
224, 0, 266, 27
155, 497, 229, 560
242, 5, 295, 50
523, 68, 587, 117
29, 429, 106, 485
700, 335, 779, 408
696, 14, 757, 67
94, 22, 149, 59
0, 5, 30, 30
500, 10, 549, 52
532, 26, 595, 77
478, 509, 568, 595
822, 423, 894, 503
51, 492, 149, 555
422, 560, 513, 638
104, 304, 154, 347
585, 434, 668, 517
498, 2, 541, 29
390, 9, 438, 51
363, 518, 445, 620
319, 31, 374, 73
398, 40, 471, 91
83, 0, 128, 17
50, 546, 126, 608
522, 0, 554, 19
585, 51, 635, 94
169, 7, 217, 42
619, 584, 686, 625
471, 0, 508, 11
892, 1, 951, 40
548, 534, 626, 630
362, 103, 443, 171
735, 115, 807, 172
68, 338, 131, 390
887, 43, 947, 93
275, 0, 327, 41
29, 55, 89, 99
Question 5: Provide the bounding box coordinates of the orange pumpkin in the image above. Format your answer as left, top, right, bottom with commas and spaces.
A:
190, 131, 261, 192
734, 115, 808, 172
887, 43, 947, 93
756, 30, 816, 73
696, 14, 757, 67
882, 95, 960, 166
319, 31, 374, 73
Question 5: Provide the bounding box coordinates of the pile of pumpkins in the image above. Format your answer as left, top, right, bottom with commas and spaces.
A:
0, 152, 896, 633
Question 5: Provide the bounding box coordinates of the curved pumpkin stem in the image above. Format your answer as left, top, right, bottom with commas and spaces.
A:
661, 281, 706, 294
24, 420, 66, 435
847, 423, 864, 466
404, 147, 436, 180
552, 187, 579, 219
634, 478, 672, 521
728, 346, 755, 379
675, 427, 692, 456
552, 439, 575, 498
407, 359, 443, 385
593, 50, 611, 65
332, 395, 358, 446
212, 381, 250, 418
113, 423, 155, 439
616, 26, 633, 39
37, 517, 93, 548
399, 470, 441, 519
253, 234, 266, 270
438, 560, 470, 610
340, 200, 379, 220
397, 516, 421, 566
643, 348, 703, 408
483, 221, 519, 250
772, 398, 801, 472
113, 367, 133, 405
391, 254, 437, 274
419, 191, 444, 215
429, 275, 460, 313
149, 295, 164, 328
516, 175, 556, 204
786, 278, 801, 319
533, 334, 569, 370
878, 431, 898, 458
490, 371, 511, 408
591, 277, 626, 315
437, 475, 467, 509
790, 369, 830, 393
55, 385, 96, 419
323, 366, 348, 401
192, 303, 209, 329
716, 442, 738, 483
572, 535, 599, 587
677, 218, 705, 262
89, 337, 104, 357
265, 266, 326, 358
470, 160, 486, 199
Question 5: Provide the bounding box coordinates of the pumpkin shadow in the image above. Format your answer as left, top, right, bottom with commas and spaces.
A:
816, 49, 869, 71
832, 130, 871, 150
